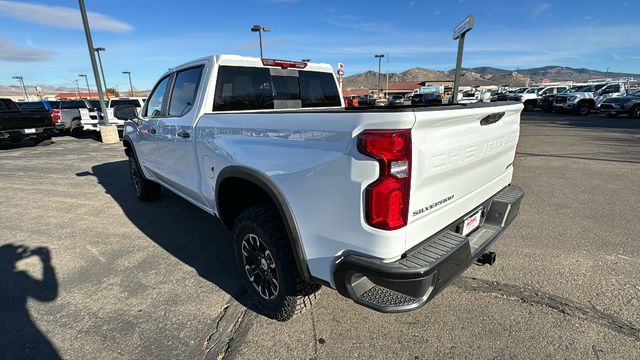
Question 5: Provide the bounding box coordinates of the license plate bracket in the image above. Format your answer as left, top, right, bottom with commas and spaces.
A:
462, 208, 483, 236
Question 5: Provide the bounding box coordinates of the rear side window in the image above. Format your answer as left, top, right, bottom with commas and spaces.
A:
61, 101, 87, 109
48, 101, 61, 109
0, 100, 8, 111
168, 66, 203, 116
213, 66, 340, 111
20, 102, 46, 110
299, 71, 340, 107
214, 66, 273, 111
110, 99, 141, 108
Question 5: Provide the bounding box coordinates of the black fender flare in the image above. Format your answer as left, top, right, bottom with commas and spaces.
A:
216, 166, 313, 282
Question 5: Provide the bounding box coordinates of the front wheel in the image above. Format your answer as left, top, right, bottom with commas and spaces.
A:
523, 101, 536, 112
127, 155, 161, 201
576, 103, 591, 116
234, 204, 320, 321
630, 105, 640, 119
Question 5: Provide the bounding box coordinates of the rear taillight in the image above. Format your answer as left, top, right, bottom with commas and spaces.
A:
357, 129, 411, 230
49, 109, 61, 123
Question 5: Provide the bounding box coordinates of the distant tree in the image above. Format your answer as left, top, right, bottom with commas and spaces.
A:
106, 88, 119, 97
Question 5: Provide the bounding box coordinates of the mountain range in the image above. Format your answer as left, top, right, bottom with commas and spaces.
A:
343, 66, 640, 89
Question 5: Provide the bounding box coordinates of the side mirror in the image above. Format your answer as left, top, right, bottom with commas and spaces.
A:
113, 105, 138, 120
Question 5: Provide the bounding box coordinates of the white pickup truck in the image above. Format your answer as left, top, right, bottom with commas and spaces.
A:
122, 55, 524, 321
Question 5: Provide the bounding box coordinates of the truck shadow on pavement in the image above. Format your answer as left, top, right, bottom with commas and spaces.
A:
0, 244, 60, 359
88, 160, 256, 313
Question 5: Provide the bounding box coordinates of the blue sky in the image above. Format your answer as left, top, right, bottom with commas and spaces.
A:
1, 0, 639, 90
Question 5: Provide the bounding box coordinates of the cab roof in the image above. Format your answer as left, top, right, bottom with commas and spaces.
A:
168, 54, 335, 75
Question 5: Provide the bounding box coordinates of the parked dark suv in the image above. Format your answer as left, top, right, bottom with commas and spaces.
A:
411, 93, 442, 105
599, 89, 640, 118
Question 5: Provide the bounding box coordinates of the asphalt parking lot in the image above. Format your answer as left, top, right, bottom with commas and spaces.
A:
1, 111, 639, 359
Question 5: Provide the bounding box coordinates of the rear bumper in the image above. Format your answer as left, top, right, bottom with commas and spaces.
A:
333, 184, 524, 313
0, 126, 55, 141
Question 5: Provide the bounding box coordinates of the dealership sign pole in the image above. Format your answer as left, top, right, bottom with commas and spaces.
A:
451, 14, 474, 104
337, 63, 344, 91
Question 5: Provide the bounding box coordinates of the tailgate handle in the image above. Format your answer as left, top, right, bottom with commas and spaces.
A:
480, 112, 505, 126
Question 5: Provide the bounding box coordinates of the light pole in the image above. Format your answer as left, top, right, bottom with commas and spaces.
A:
122, 71, 134, 96
94, 47, 109, 100
385, 52, 389, 97
12, 76, 29, 101
79, 74, 91, 98
77, 0, 110, 127
374, 54, 385, 95
605, 66, 610, 78
74, 80, 81, 99
251, 24, 271, 58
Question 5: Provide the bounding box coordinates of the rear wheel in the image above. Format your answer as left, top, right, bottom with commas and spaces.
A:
70, 119, 82, 137
630, 105, 640, 119
234, 204, 320, 321
127, 154, 161, 201
576, 103, 591, 116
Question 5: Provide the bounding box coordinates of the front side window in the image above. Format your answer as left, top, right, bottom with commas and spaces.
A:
144, 76, 171, 117
603, 84, 620, 94
168, 66, 203, 116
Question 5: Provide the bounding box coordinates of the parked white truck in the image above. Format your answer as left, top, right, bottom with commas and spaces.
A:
122, 55, 524, 321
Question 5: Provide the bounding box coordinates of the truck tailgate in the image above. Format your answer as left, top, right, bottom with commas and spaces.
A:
0, 111, 52, 131
406, 103, 522, 250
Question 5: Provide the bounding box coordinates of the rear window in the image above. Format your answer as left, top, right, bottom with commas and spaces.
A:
110, 99, 141, 108
61, 100, 87, 109
213, 66, 340, 111
87, 100, 101, 109
19, 102, 47, 110
48, 101, 61, 109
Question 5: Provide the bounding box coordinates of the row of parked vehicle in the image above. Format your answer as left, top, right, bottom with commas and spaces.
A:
344, 93, 443, 107
0, 97, 146, 145
492, 80, 640, 118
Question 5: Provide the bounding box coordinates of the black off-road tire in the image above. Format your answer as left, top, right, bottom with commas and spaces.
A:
523, 101, 536, 112
233, 204, 320, 321
576, 103, 591, 116
127, 154, 161, 201
70, 119, 82, 137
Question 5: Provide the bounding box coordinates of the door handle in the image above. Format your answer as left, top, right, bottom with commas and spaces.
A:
148, 128, 156, 134
177, 130, 191, 139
